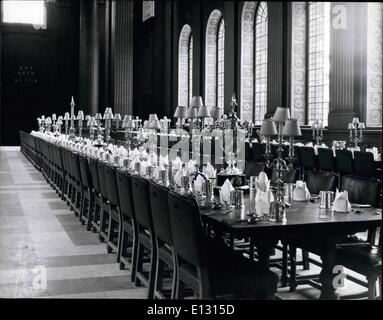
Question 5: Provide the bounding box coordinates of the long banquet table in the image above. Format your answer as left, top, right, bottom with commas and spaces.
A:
199, 197, 381, 299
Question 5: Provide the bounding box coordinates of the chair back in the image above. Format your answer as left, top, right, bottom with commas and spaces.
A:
116, 171, 135, 220
79, 155, 92, 189
251, 143, 266, 162
89, 158, 101, 194
271, 167, 299, 185
318, 148, 336, 172
149, 181, 173, 246
340, 175, 380, 207
244, 161, 265, 178
299, 147, 317, 171
71, 152, 82, 185
335, 149, 354, 176
104, 165, 119, 207
305, 171, 337, 195
131, 175, 153, 230
245, 142, 252, 162
167, 191, 206, 268
97, 161, 109, 200
354, 151, 374, 178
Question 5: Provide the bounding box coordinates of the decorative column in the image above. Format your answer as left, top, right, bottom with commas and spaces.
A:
111, 0, 134, 115
328, 2, 366, 129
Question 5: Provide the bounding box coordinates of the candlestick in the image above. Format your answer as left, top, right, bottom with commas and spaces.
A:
69, 96, 76, 140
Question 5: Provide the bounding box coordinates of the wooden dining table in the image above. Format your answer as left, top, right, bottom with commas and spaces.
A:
199, 196, 382, 299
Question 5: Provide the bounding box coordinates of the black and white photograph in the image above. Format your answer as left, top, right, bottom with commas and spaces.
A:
0, 0, 382, 309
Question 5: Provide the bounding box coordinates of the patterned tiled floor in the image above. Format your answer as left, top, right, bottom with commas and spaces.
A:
0, 147, 372, 299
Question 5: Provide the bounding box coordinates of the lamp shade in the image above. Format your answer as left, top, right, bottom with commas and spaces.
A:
190, 96, 204, 108
104, 107, 113, 115
272, 107, 290, 123
85, 115, 90, 121
149, 119, 161, 130
56, 119, 63, 125
114, 113, 122, 121
64, 112, 70, 120
95, 113, 102, 120
143, 120, 149, 128
148, 114, 159, 122
282, 118, 301, 136
122, 117, 135, 128
89, 117, 97, 127
174, 106, 188, 118
77, 111, 84, 120
103, 112, 114, 120
58, 116, 63, 121
122, 115, 132, 123
197, 105, 211, 118
260, 119, 277, 136
358, 122, 365, 129
187, 107, 198, 119
352, 117, 359, 125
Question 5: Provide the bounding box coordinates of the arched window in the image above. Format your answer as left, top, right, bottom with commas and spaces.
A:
240, 2, 268, 124
217, 18, 225, 109
307, 2, 331, 126
205, 9, 224, 109
178, 24, 193, 107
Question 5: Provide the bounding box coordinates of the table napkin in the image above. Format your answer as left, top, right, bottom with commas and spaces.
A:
333, 189, 351, 212
193, 175, 205, 193
255, 172, 274, 214
293, 180, 311, 201
186, 159, 197, 175
203, 163, 217, 179
172, 156, 183, 171
220, 179, 235, 203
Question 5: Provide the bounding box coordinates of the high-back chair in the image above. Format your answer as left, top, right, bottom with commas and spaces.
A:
116, 170, 138, 280
299, 147, 317, 179
149, 181, 176, 299
97, 160, 110, 243
251, 143, 266, 162
89, 158, 102, 233
79, 155, 94, 231
318, 148, 336, 172
335, 149, 354, 176
305, 171, 338, 195
340, 175, 380, 207
69, 152, 83, 217
167, 191, 279, 299
354, 151, 375, 178
131, 175, 157, 298
104, 164, 122, 259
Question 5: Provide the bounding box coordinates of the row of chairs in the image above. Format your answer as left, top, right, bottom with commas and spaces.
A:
23, 133, 278, 299
245, 142, 382, 180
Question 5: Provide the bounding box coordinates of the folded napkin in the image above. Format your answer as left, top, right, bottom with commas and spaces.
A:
193, 175, 205, 193
255, 172, 269, 192
333, 189, 351, 213
174, 169, 187, 186
255, 172, 274, 214
186, 159, 197, 175
293, 180, 311, 201
203, 162, 217, 179
172, 156, 183, 171
220, 179, 235, 203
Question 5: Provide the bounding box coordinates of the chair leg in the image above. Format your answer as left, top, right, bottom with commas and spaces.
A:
281, 243, 288, 287
116, 215, 123, 263
131, 225, 139, 282
367, 276, 378, 300
135, 242, 144, 287
175, 278, 185, 299
147, 235, 157, 299
289, 245, 297, 292
302, 249, 310, 270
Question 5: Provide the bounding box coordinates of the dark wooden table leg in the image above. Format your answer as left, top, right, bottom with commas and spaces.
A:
256, 240, 276, 272
289, 245, 297, 291
319, 244, 339, 300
